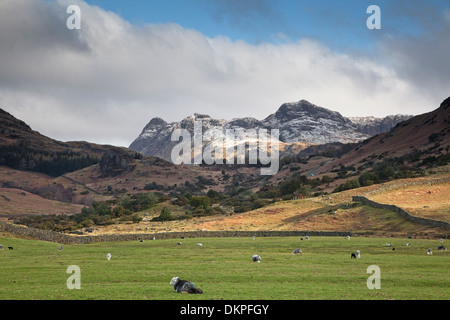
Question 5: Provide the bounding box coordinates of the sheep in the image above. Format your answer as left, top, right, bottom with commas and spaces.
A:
170, 277, 203, 294
347, 235, 351, 240
356, 250, 360, 259
437, 245, 446, 251
197, 243, 203, 247
427, 248, 433, 255
106, 253, 111, 261
8, 247, 13, 250
406, 243, 411, 246
0, 245, 4, 250
351, 253, 357, 259
385, 243, 391, 247
177, 242, 182, 246
252, 255, 261, 263
305, 236, 310, 240
58, 245, 63, 251
292, 248, 302, 255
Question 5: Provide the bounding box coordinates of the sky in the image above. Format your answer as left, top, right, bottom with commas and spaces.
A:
0, 0, 449, 147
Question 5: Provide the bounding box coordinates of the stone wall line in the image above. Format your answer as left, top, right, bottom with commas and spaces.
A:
352, 196, 450, 230
0, 221, 356, 244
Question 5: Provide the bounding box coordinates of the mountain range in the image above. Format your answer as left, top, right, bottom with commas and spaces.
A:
129, 100, 413, 162
0, 97, 448, 221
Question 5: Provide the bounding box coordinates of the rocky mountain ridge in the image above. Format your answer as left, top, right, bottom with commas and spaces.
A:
130, 100, 413, 162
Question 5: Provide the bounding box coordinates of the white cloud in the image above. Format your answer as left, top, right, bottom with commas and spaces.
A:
0, 0, 447, 147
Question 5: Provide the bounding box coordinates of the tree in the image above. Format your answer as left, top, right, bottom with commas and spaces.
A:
159, 207, 172, 221
189, 196, 210, 209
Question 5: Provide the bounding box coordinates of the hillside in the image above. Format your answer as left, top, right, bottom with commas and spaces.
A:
74, 172, 450, 239
0, 108, 115, 177
317, 97, 450, 175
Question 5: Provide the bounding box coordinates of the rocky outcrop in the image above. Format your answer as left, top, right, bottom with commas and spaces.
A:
99, 147, 136, 177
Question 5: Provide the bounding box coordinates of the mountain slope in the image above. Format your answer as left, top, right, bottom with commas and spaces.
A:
0, 108, 117, 177
317, 97, 450, 174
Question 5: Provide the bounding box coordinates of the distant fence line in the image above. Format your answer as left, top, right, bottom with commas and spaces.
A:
352, 196, 450, 230
0, 221, 356, 244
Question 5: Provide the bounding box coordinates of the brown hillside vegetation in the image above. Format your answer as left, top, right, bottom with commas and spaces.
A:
0, 188, 84, 221
84, 172, 450, 239
317, 97, 450, 174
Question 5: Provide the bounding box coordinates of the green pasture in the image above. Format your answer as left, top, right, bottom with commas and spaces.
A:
0, 235, 448, 300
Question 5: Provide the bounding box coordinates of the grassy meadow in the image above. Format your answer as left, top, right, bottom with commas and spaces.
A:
0, 234, 449, 300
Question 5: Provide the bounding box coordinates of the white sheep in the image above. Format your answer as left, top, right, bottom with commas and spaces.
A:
106, 253, 111, 261
252, 255, 261, 263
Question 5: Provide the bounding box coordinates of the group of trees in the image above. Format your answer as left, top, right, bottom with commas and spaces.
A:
14, 192, 162, 231
0, 145, 98, 177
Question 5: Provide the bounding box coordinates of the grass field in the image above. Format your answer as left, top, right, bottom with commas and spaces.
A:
0, 234, 448, 300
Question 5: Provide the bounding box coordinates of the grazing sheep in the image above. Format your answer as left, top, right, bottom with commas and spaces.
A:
58, 245, 63, 251
406, 243, 411, 246
427, 248, 433, 255
351, 253, 356, 259
106, 253, 111, 261
437, 245, 446, 251
170, 277, 203, 294
197, 243, 203, 247
8, 247, 13, 250
177, 242, 182, 246
0, 245, 4, 250
347, 235, 351, 240
292, 248, 302, 255
385, 243, 391, 247
305, 236, 310, 240
356, 250, 360, 259
252, 255, 261, 263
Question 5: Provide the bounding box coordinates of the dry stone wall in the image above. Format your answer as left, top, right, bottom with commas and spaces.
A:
0, 221, 353, 244
352, 196, 450, 230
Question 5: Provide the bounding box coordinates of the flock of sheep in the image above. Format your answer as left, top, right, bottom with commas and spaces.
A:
0, 235, 446, 295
